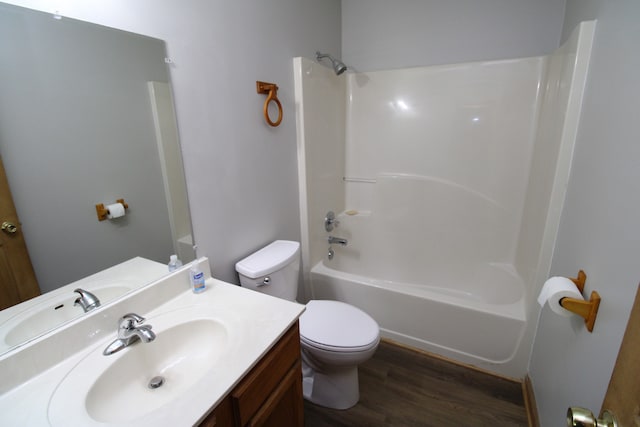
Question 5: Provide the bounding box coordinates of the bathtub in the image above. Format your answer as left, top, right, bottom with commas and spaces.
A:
306, 174, 529, 371
309, 225, 527, 369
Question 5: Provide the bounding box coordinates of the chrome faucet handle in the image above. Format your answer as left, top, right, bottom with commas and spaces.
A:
324, 211, 340, 232
134, 324, 156, 343
118, 313, 145, 333
104, 313, 155, 356
121, 313, 145, 324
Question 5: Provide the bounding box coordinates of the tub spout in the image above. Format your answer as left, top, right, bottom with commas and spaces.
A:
328, 236, 348, 246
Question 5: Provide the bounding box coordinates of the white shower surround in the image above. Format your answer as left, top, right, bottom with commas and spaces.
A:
294, 22, 595, 378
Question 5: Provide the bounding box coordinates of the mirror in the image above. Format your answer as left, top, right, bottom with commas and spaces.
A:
0, 2, 194, 354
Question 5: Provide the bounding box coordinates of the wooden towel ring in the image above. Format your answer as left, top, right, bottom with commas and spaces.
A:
256, 81, 282, 127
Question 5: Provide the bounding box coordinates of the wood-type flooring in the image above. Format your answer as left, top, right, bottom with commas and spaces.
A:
304, 341, 529, 427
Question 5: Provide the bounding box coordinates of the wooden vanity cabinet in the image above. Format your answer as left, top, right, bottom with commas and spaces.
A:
199, 322, 304, 427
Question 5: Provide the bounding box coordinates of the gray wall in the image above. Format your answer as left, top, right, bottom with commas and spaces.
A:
0, 3, 174, 292
529, 0, 640, 424
342, 0, 566, 71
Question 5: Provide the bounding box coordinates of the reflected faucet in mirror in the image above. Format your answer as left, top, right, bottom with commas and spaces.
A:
73, 289, 101, 313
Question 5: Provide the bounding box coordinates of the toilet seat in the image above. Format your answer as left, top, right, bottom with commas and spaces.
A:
299, 300, 379, 353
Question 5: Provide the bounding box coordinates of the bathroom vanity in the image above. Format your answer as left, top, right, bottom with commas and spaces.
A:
0, 258, 305, 426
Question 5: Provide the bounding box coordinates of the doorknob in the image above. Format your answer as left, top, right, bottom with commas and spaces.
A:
1, 221, 17, 234
567, 407, 618, 427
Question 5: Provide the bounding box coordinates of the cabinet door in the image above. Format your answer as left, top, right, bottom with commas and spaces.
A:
248, 362, 304, 427
231, 323, 303, 427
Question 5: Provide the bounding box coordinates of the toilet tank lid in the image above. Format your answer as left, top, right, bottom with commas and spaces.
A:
235, 240, 300, 278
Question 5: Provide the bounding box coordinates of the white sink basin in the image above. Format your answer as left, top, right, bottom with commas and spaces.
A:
2, 284, 131, 348
48, 305, 236, 426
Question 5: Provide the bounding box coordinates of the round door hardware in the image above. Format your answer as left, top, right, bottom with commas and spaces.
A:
1, 221, 17, 234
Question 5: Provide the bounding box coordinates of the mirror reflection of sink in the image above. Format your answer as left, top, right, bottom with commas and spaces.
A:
2, 285, 132, 347
48, 307, 232, 425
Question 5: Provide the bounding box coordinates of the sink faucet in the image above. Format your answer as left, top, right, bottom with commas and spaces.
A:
328, 236, 348, 246
103, 313, 156, 356
73, 288, 101, 312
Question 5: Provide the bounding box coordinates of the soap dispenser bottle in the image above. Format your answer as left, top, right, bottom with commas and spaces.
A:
168, 254, 183, 271
190, 264, 206, 293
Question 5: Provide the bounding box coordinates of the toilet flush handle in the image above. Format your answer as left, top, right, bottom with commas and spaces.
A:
257, 276, 271, 287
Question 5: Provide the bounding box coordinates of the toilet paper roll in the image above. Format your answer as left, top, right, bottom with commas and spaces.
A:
537, 276, 583, 317
106, 203, 126, 219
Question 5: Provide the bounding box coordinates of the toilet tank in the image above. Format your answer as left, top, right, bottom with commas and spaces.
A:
235, 240, 300, 301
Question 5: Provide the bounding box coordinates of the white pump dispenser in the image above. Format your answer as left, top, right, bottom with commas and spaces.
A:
168, 254, 183, 271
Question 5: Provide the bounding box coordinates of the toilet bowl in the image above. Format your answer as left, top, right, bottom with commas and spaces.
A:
235, 240, 380, 410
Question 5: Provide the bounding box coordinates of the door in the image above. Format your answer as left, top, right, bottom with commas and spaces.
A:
600, 283, 640, 426
0, 155, 40, 309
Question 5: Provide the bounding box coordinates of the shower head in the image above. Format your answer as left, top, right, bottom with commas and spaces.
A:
315, 51, 348, 75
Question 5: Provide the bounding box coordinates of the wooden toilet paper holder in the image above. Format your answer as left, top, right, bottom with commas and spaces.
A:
95, 198, 129, 221
560, 270, 601, 332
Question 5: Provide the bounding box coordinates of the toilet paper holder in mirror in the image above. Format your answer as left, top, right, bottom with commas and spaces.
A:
560, 270, 601, 332
95, 198, 129, 221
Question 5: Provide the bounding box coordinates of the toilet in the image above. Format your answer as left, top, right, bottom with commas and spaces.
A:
235, 240, 379, 410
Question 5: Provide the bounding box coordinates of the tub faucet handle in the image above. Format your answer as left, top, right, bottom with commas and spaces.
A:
325, 211, 340, 232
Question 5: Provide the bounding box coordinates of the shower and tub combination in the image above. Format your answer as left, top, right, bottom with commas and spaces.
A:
295, 22, 595, 378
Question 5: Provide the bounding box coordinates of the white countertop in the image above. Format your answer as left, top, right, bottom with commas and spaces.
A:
0, 258, 305, 426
